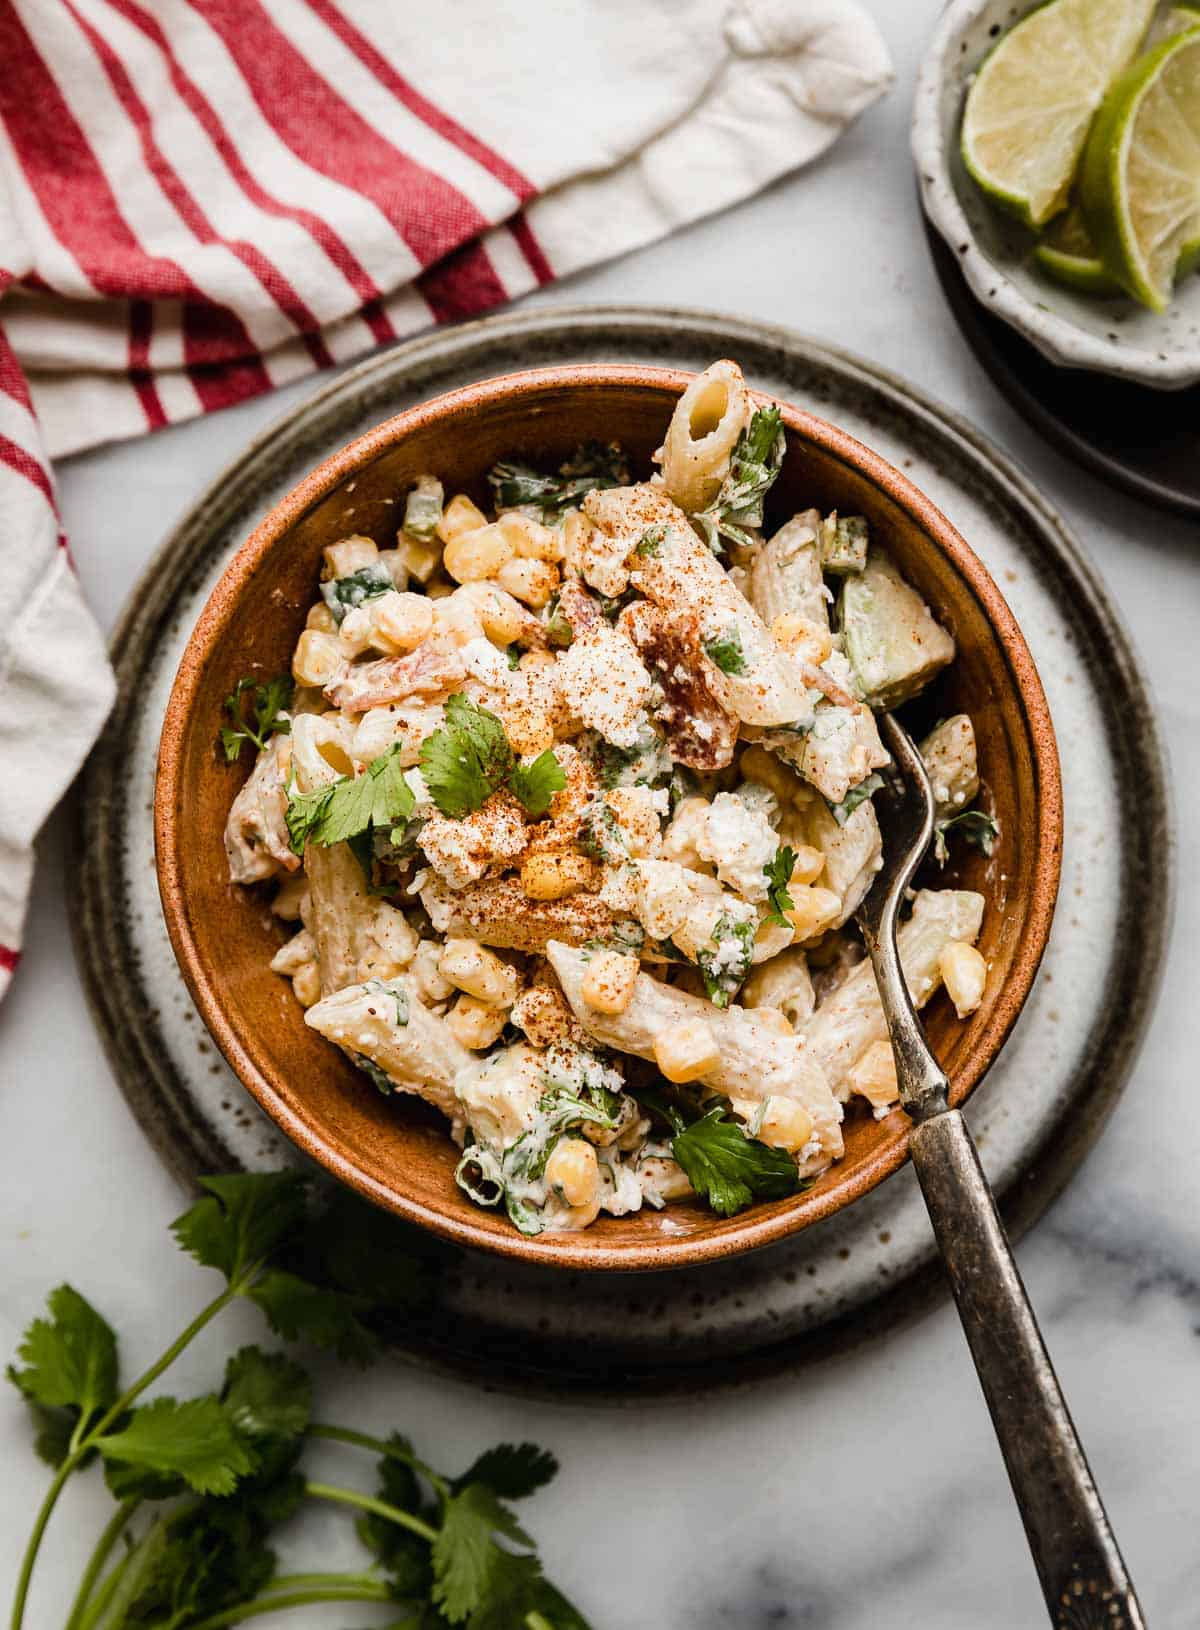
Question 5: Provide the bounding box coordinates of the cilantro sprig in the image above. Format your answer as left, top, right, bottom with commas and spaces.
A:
702, 624, 748, 676
638, 1094, 802, 1217
694, 405, 785, 554
285, 742, 416, 857
762, 846, 797, 927
219, 675, 293, 764
8, 1172, 589, 1630
419, 693, 565, 820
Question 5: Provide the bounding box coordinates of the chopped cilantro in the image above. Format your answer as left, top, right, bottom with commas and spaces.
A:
319, 560, 394, 625
219, 674, 293, 763
635, 1095, 802, 1217
696, 913, 755, 1007
934, 808, 999, 865
634, 524, 666, 558
509, 748, 567, 818
702, 624, 748, 676
762, 846, 797, 927
694, 405, 785, 553
828, 771, 884, 825
543, 593, 575, 648
487, 441, 629, 518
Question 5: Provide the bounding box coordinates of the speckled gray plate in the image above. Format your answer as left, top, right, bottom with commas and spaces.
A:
70, 305, 1172, 1399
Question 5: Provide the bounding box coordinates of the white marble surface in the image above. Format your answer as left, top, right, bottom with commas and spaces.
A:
3, 4, 1198, 1626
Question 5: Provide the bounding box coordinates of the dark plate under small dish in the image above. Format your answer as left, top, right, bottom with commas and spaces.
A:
924, 215, 1200, 520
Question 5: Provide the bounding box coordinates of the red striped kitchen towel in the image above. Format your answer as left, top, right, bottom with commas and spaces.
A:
0, 0, 891, 999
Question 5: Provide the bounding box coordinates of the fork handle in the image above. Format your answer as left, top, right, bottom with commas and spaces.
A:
909, 1109, 1146, 1629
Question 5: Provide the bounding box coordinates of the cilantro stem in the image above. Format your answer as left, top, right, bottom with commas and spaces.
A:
72, 1552, 129, 1630
182, 1586, 390, 1630
11, 1282, 238, 1630
308, 1421, 449, 1499
526, 1615, 556, 1630
262, 1571, 382, 1593
303, 1480, 439, 1543
61, 1496, 141, 1630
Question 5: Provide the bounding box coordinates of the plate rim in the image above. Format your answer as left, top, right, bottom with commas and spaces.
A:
68, 302, 1174, 1392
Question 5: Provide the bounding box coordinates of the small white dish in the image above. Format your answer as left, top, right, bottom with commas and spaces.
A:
913, 0, 1200, 390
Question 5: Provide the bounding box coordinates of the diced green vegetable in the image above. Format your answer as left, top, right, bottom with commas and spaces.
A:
694, 405, 786, 553
320, 560, 394, 625
402, 474, 444, 543
487, 442, 629, 518
702, 624, 748, 676
839, 552, 955, 708
819, 512, 869, 575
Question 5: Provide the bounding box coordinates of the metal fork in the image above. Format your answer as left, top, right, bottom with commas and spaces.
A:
856, 713, 1146, 1630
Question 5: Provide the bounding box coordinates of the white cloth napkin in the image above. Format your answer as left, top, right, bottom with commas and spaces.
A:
0, 0, 891, 998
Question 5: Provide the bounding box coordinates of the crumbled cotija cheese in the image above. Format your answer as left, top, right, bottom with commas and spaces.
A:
696, 791, 777, 902
556, 624, 652, 749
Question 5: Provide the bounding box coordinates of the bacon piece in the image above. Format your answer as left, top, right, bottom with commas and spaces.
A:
797, 660, 857, 708
324, 643, 465, 712
617, 600, 738, 771
555, 578, 603, 636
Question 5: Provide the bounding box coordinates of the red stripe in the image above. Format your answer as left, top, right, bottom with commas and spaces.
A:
0, 324, 36, 414
419, 240, 509, 325
0, 433, 56, 510
0, 6, 267, 390
0, 945, 20, 974
183, 306, 273, 413
62, 0, 333, 371
507, 211, 554, 287
304, 0, 537, 203
128, 300, 168, 429
111, 0, 395, 348
190, 0, 491, 270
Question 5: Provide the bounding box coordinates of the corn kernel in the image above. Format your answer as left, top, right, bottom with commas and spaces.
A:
770, 611, 834, 665
472, 587, 528, 646
739, 744, 806, 805
581, 950, 640, 1015
323, 534, 379, 579
498, 510, 565, 562
305, 602, 338, 634
443, 523, 516, 585
437, 493, 488, 543
520, 851, 596, 901
338, 604, 374, 657
397, 535, 443, 584
544, 1137, 600, 1208
372, 591, 434, 654
411, 939, 454, 1004
785, 884, 841, 944
789, 844, 826, 885
753, 1007, 794, 1036
292, 962, 321, 1008
847, 1039, 898, 1108
756, 1096, 814, 1153
654, 1019, 719, 1084
444, 994, 507, 1050
562, 507, 595, 571
292, 629, 343, 688
378, 547, 409, 590
939, 940, 987, 1018
495, 556, 558, 608
439, 938, 520, 1007
270, 929, 315, 976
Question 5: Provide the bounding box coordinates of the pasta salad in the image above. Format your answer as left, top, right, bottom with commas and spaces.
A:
221, 361, 998, 1236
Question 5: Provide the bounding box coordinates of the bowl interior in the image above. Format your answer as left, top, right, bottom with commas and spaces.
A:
921, 0, 1200, 383
156, 368, 1061, 1270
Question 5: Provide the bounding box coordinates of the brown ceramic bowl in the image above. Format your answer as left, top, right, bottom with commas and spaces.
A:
155, 365, 1062, 1271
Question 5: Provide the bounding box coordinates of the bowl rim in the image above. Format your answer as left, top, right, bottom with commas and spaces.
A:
155, 362, 1063, 1272
911, 0, 1200, 391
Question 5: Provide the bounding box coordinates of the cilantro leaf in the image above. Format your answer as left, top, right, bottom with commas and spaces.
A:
509, 749, 566, 819
670, 1108, 801, 1217
171, 1173, 308, 1287
432, 1483, 534, 1624
634, 524, 666, 558
95, 1396, 255, 1497
220, 674, 293, 763
453, 1443, 558, 1500
7, 1284, 118, 1427
247, 1269, 379, 1366
542, 592, 575, 649
702, 624, 747, 676
285, 744, 415, 856
419, 693, 514, 819
694, 405, 785, 552
220, 1346, 311, 1443
828, 771, 884, 826
762, 846, 797, 928
934, 807, 1000, 865
358, 1432, 437, 1597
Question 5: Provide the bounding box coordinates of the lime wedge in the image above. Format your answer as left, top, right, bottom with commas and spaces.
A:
1033, 203, 1123, 293
1080, 26, 1200, 311
961, 0, 1156, 227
